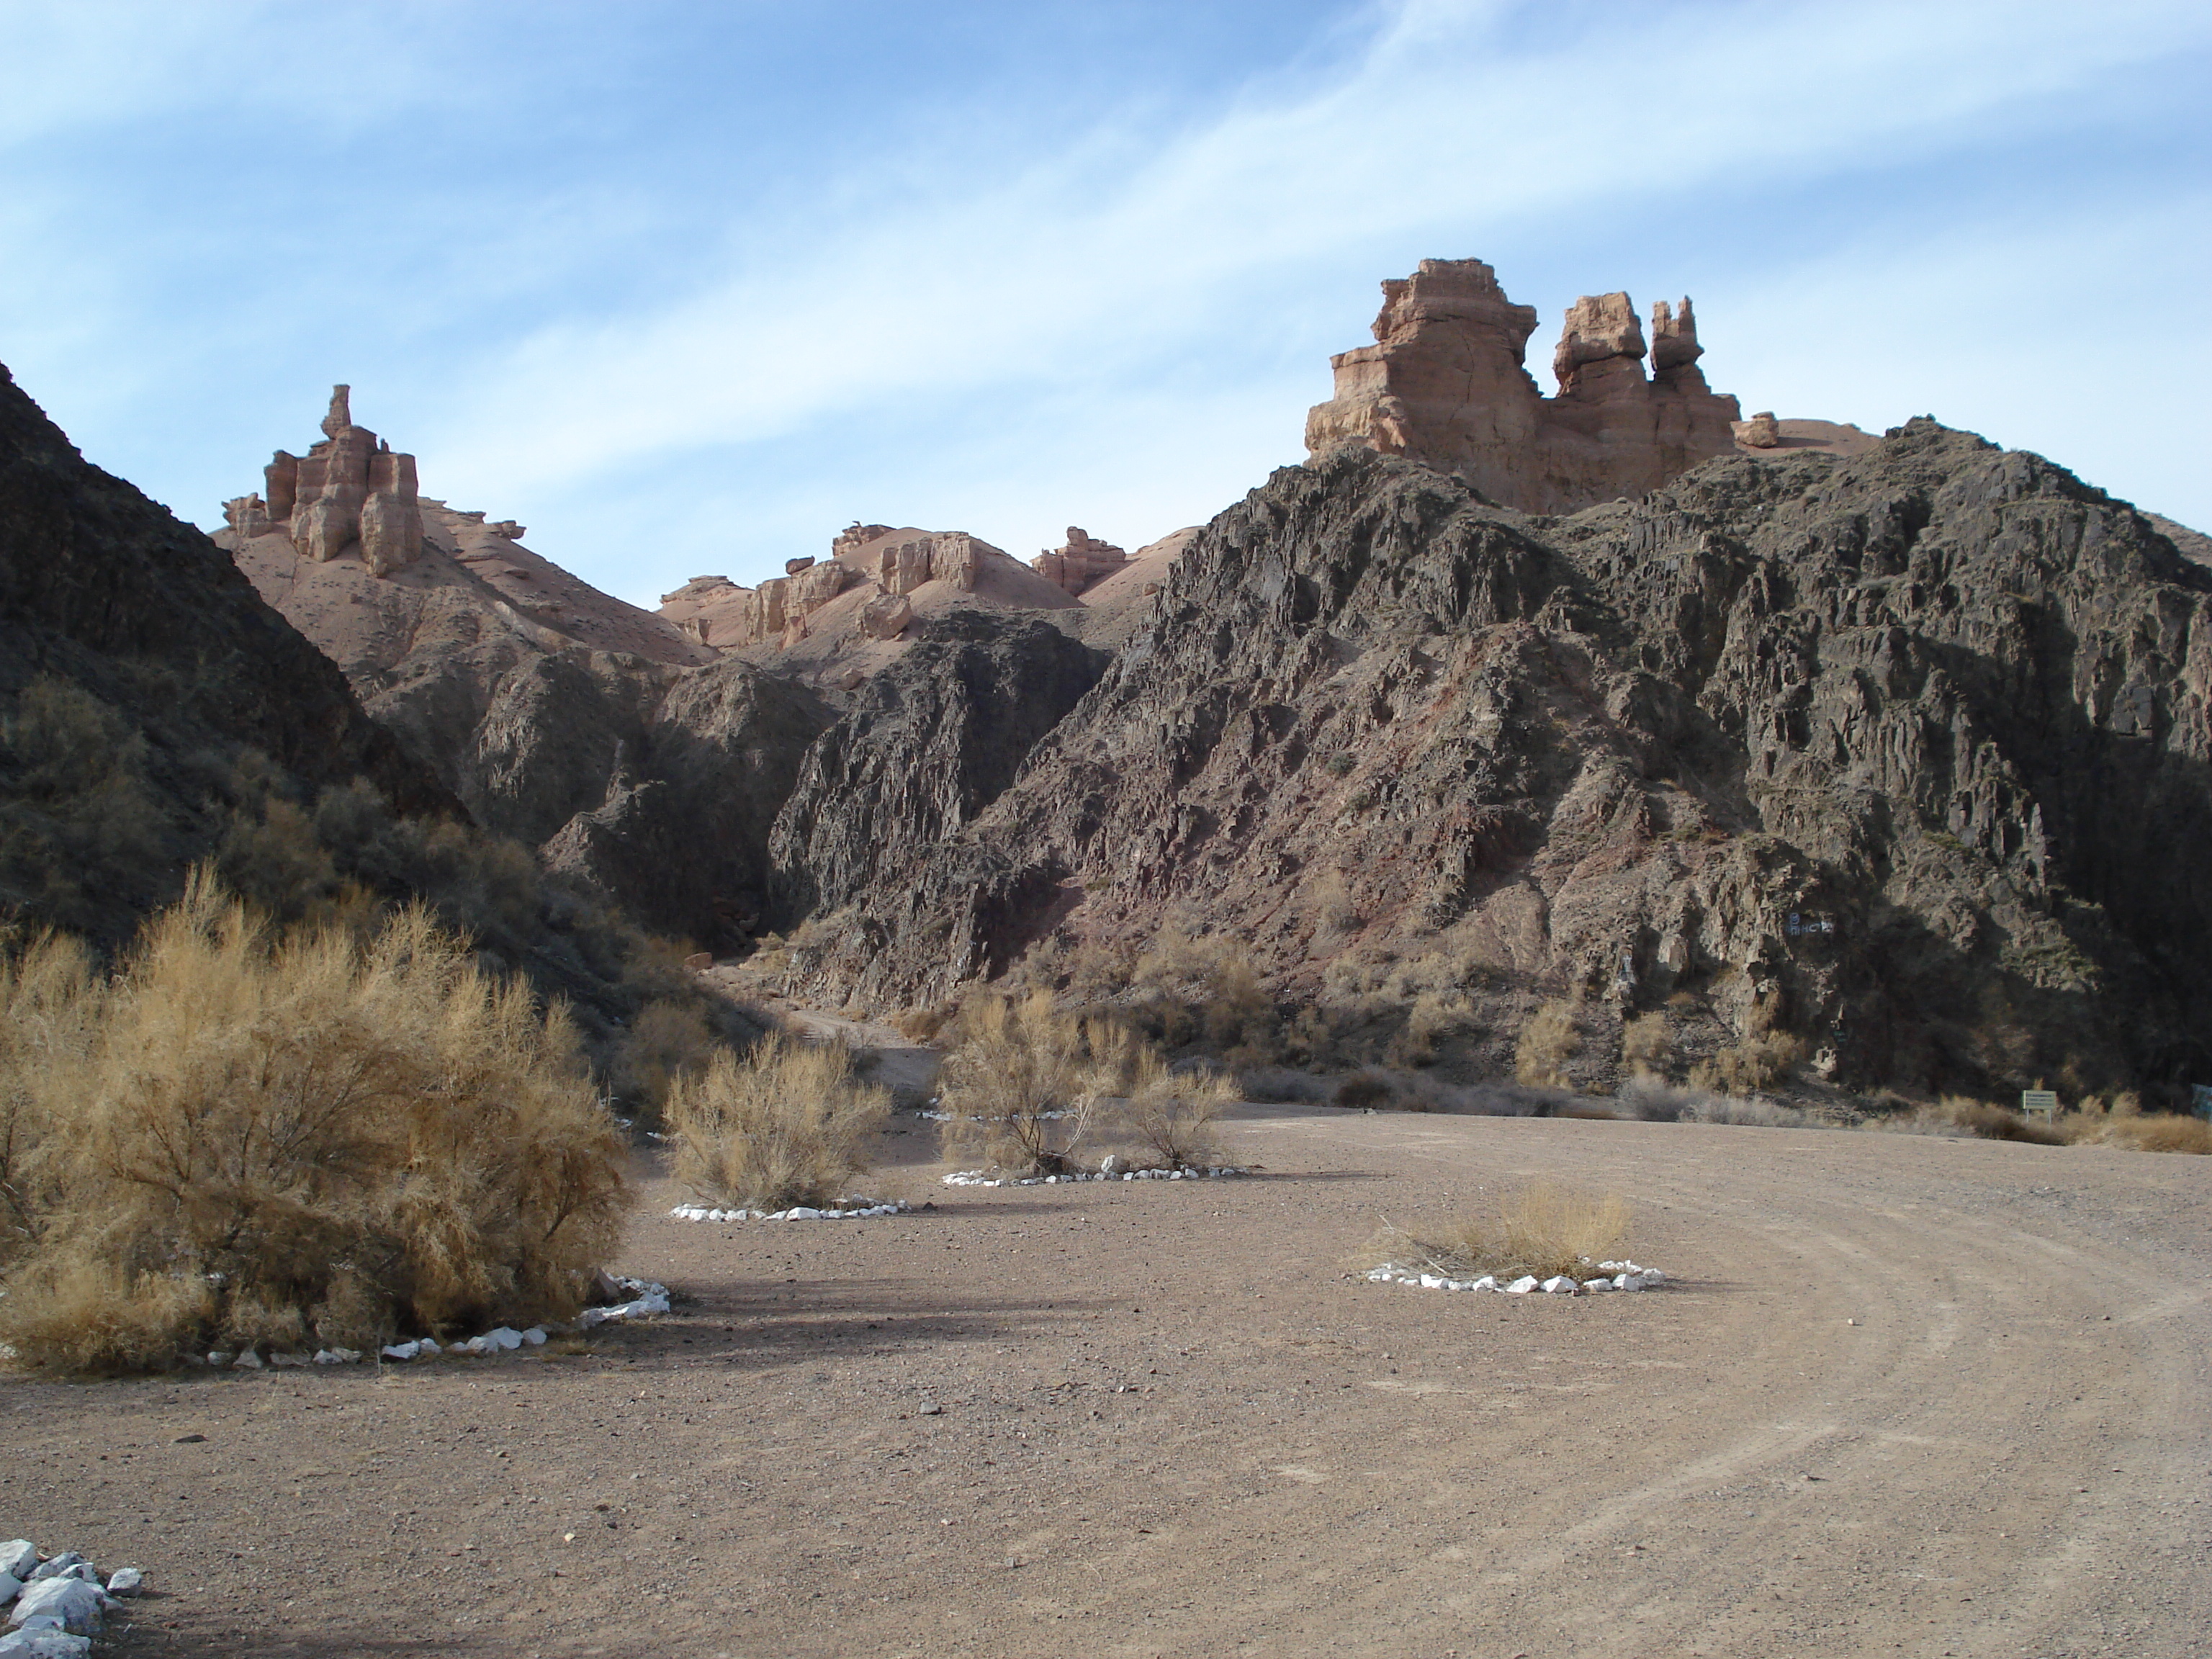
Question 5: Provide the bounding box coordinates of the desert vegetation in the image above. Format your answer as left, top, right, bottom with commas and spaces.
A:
935, 992, 1115, 1176
1514, 999, 1581, 1088
664, 1033, 891, 1210
0, 873, 629, 1373
1369, 1179, 1632, 1283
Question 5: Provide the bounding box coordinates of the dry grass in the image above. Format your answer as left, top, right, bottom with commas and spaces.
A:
665, 1034, 890, 1209
1869, 1095, 2066, 1146
611, 997, 717, 1119
1370, 1180, 1633, 1282
1514, 999, 1580, 1089
1689, 1030, 1804, 1094
2063, 1113, 2212, 1154
0, 872, 629, 1372
937, 992, 1115, 1176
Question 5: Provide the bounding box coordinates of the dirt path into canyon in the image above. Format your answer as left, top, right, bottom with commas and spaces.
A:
6, 1106, 2208, 1657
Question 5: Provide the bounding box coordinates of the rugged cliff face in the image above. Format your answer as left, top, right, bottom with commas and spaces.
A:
786, 421, 2212, 1101
766, 612, 1107, 927
0, 361, 446, 938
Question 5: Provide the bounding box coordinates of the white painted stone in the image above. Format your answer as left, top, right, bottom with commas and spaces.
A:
9, 1579, 103, 1636
0, 1549, 30, 1585
1419, 1274, 1445, 1290
484, 1327, 525, 1352
0, 1628, 94, 1658
0, 1576, 17, 1608
1540, 1276, 1578, 1294
380, 1341, 423, 1362
102, 1571, 140, 1599
1583, 1278, 1614, 1292
521, 1327, 548, 1346
1503, 1276, 1539, 1295
1471, 1276, 1498, 1292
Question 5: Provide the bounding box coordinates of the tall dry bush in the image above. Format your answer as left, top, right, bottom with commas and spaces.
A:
0, 873, 629, 1372
665, 1035, 889, 1209
1620, 1012, 1671, 1079
936, 992, 1116, 1176
1116, 1049, 1241, 1169
2071, 1113, 2212, 1154
1373, 1179, 1632, 1282
611, 997, 718, 1119
1515, 999, 1581, 1088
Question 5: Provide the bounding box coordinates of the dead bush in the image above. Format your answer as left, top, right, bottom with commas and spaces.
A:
1514, 999, 1581, 1089
1120, 1051, 1241, 1169
0, 872, 630, 1372
2066, 1113, 2211, 1154
665, 1034, 890, 1209
1370, 1179, 1632, 1282
937, 992, 1115, 1176
1620, 1012, 1671, 1079
1689, 1030, 1804, 1094
1871, 1095, 2065, 1146
893, 1003, 958, 1044
1333, 1072, 1395, 1110
611, 997, 718, 1119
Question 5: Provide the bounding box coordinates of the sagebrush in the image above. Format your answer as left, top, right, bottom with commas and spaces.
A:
665, 1033, 889, 1209
0, 872, 629, 1372
1370, 1179, 1632, 1282
936, 992, 1114, 1175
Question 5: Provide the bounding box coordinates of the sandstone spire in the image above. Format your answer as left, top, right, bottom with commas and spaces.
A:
1304, 259, 1742, 512
229, 386, 423, 573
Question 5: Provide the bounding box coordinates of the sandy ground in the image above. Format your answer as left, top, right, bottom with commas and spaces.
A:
6, 1106, 2208, 1658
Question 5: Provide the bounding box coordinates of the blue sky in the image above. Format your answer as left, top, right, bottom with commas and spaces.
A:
2, 1, 2208, 607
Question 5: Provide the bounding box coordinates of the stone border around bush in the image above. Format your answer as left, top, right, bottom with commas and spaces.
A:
667, 1200, 909, 1222
1365, 1260, 1670, 1295
185, 1276, 672, 1371
943, 1163, 1249, 1188
1, 1535, 148, 1654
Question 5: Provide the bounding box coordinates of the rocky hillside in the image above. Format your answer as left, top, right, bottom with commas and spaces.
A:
782, 421, 2212, 1102
0, 362, 441, 939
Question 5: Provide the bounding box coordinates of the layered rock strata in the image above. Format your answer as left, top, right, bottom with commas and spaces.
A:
1304, 258, 1743, 513
1032, 527, 1129, 596
225, 385, 425, 573
778, 424, 2212, 1101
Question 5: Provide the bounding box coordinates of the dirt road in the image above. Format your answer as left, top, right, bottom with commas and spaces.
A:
6, 1105, 2208, 1656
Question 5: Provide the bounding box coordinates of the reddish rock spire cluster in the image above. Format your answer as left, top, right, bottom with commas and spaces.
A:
1304, 259, 1743, 513
222, 385, 424, 574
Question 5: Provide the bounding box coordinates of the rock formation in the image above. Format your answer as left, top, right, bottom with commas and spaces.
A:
230, 385, 425, 574
1740, 411, 1782, 448
1303, 258, 1742, 513
1032, 527, 1129, 596
773, 423, 2212, 1103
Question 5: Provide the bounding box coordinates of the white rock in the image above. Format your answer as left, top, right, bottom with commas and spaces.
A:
418, 1339, 441, 1356
1540, 1275, 1578, 1295
102, 1571, 140, 1599
484, 1327, 525, 1352
1582, 1278, 1614, 1292
0, 1576, 17, 1609
9, 1579, 103, 1636
1470, 1276, 1498, 1292
27, 1557, 84, 1586
1503, 1276, 1539, 1295
380, 1341, 422, 1362
1640, 1268, 1668, 1285
521, 1327, 547, 1346
459, 1336, 493, 1355
1617, 1273, 1646, 1292
0, 1547, 34, 1584
1099, 1156, 1120, 1176
0, 1629, 94, 1658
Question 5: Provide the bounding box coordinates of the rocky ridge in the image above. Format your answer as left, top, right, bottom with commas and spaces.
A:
781, 421, 2212, 1101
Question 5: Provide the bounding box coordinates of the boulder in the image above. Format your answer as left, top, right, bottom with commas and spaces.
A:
1740, 410, 1783, 448
8, 1580, 103, 1637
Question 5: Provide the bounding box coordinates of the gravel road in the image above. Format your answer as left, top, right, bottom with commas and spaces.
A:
4, 1104, 2207, 1656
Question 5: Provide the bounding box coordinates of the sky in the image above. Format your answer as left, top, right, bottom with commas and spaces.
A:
1, 0, 2208, 608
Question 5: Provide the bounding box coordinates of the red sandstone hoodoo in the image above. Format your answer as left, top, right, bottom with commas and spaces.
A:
1304, 258, 1744, 513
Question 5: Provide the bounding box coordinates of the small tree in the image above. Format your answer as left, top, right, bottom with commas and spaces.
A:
666, 1035, 889, 1210
937, 992, 1111, 1175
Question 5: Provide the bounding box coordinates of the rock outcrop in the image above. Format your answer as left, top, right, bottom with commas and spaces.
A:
227, 385, 426, 574
1032, 527, 1129, 596
1303, 258, 1742, 513
767, 611, 1108, 927
776, 423, 2212, 1102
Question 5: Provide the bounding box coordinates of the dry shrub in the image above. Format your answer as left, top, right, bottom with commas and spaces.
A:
1333, 1072, 1395, 1109
937, 992, 1115, 1176
1120, 1051, 1241, 1169
0, 873, 629, 1372
1871, 1096, 2065, 1146
1515, 999, 1581, 1089
1617, 1076, 1817, 1127
894, 1003, 958, 1044
665, 1034, 889, 1209
612, 997, 717, 1118
1620, 1012, 1671, 1079
1129, 926, 1274, 1056
1690, 1030, 1804, 1094
2067, 1113, 2211, 1154
1372, 1179, 1632, 1282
